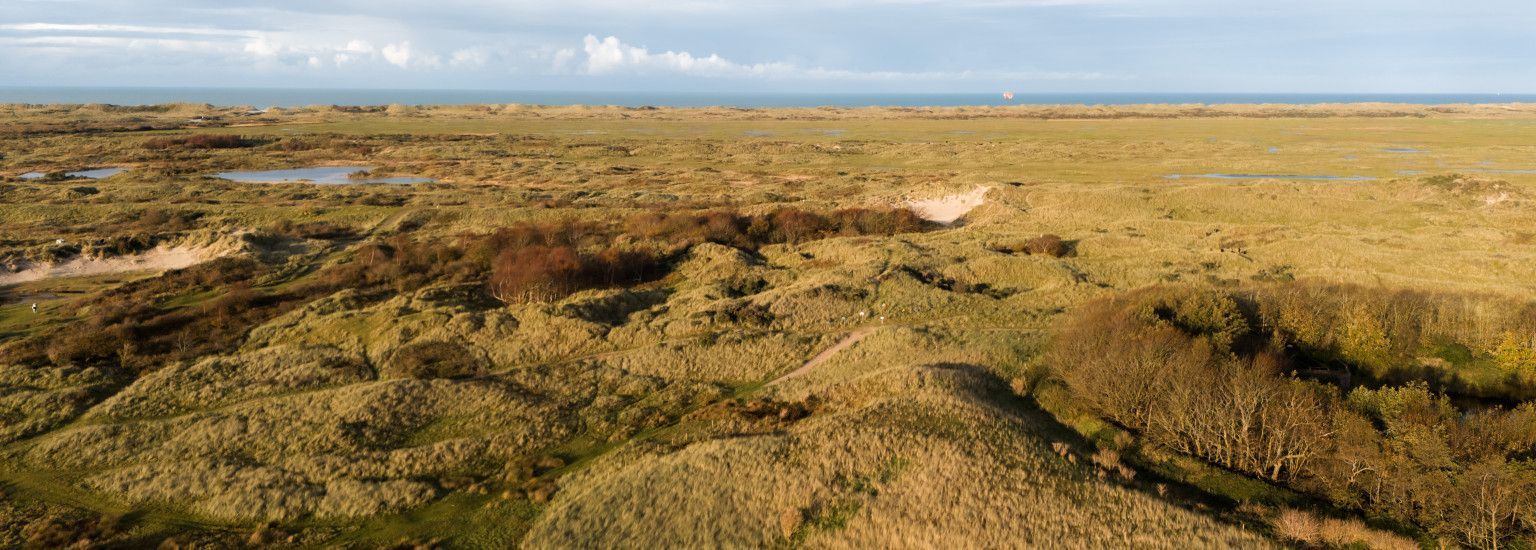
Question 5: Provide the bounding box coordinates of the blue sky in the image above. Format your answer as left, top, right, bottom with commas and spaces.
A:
2, 0, 1533, 92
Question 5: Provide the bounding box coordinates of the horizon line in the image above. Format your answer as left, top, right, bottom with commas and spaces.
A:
0, 86, 1532, 95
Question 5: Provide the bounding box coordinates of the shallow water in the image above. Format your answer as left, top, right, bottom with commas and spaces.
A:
214, 166, 432, 184
1469, 168, 1536, 174
19, 167, 126, 180
743, 130, 774, 137
1164, 173, 1375, 181
1383, 147, 1426, 153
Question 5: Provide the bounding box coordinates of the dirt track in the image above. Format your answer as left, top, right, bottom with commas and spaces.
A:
768, 327, 877, 385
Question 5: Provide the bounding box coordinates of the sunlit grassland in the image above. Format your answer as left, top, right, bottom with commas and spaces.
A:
199, 114, 1536, 184
1, 103, 1534, 547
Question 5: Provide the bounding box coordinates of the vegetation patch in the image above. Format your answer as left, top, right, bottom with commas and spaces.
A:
1045, 282, 1536, 548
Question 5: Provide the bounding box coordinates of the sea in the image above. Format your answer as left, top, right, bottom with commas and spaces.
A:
0, 88, 1531, 108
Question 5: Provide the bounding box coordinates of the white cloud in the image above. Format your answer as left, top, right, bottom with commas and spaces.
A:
381, 41, 414, 68
0, 36, 220, 50
573, 34, 1109, 81
450, 46, 492, 68
581, 35, 783, 76
0, 18, 1114, 83
343, 40, 375, 54
0, 23, 258, 37
550, 48, 577, 71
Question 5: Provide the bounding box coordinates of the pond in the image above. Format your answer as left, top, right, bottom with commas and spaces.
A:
19, 167, 127, 180
1164, 173, 1375, 181
213, 166, 433, 184
1383, 147, 1426, 153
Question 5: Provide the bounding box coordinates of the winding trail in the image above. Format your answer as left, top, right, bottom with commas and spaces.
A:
768, 327, 877, 386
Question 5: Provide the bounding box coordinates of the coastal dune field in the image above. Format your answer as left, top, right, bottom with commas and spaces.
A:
2, 103, 1535, 548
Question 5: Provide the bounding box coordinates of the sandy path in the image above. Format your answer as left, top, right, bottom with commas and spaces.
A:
0, 246, 216, 286
768, 327, 877, 386
907, 186, 991, 224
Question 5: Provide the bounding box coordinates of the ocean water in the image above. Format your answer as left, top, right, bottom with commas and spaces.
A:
0, 87, 1533, 108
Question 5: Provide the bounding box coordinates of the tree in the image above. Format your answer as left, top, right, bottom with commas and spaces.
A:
488, 246, 583, 303
1444, 459, 1533, 550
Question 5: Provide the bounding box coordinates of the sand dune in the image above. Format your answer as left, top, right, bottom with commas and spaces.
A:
907, 186, 991, 224
0, 245, 222, 285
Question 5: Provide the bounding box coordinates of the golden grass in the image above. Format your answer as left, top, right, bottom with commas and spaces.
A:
3, 103, 1536, 545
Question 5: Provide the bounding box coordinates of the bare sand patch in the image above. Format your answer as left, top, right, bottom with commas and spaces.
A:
0, 245, 225, 285
906, 186, 991, 224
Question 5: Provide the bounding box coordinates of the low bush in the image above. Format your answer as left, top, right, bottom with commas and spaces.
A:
386, 341, 485, 379
266, 220, 356, 240
488, 245, 664, 304
142, 134, 257, 150
993, 234, 1074, 257
622, 206, 931, 249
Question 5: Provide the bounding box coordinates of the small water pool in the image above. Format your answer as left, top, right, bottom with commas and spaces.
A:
214, 166, 432, 184
1164, 173, 1375, 181
19, 167, 127, 180
1383, 147, 1427, 153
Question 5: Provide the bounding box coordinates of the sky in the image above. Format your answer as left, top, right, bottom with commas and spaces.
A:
1, 0, 1533, 93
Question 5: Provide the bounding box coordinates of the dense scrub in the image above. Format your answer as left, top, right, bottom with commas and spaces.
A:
385, 340, 486, 379
142, 134, 259, 150
3, 206, 931, 372
2, 258, 311, 371
622, 207, 930, 249
1046, 282, 1536, 548
1250, 283, 1536, 399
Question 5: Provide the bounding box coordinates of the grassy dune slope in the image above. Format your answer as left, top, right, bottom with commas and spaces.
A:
1, 103, 1533, 547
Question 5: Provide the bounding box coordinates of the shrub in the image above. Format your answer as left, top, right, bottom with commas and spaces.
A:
133, 208, 203, 232
385, 341, 484, 379
1025, 234, 1072, 257
142, 134, 257, 150
1272, 508, 1322, 545
993, 234, 1074, 257
266, 220, 356, 240
621, 206, 931, 250
489, 246, 584, 304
